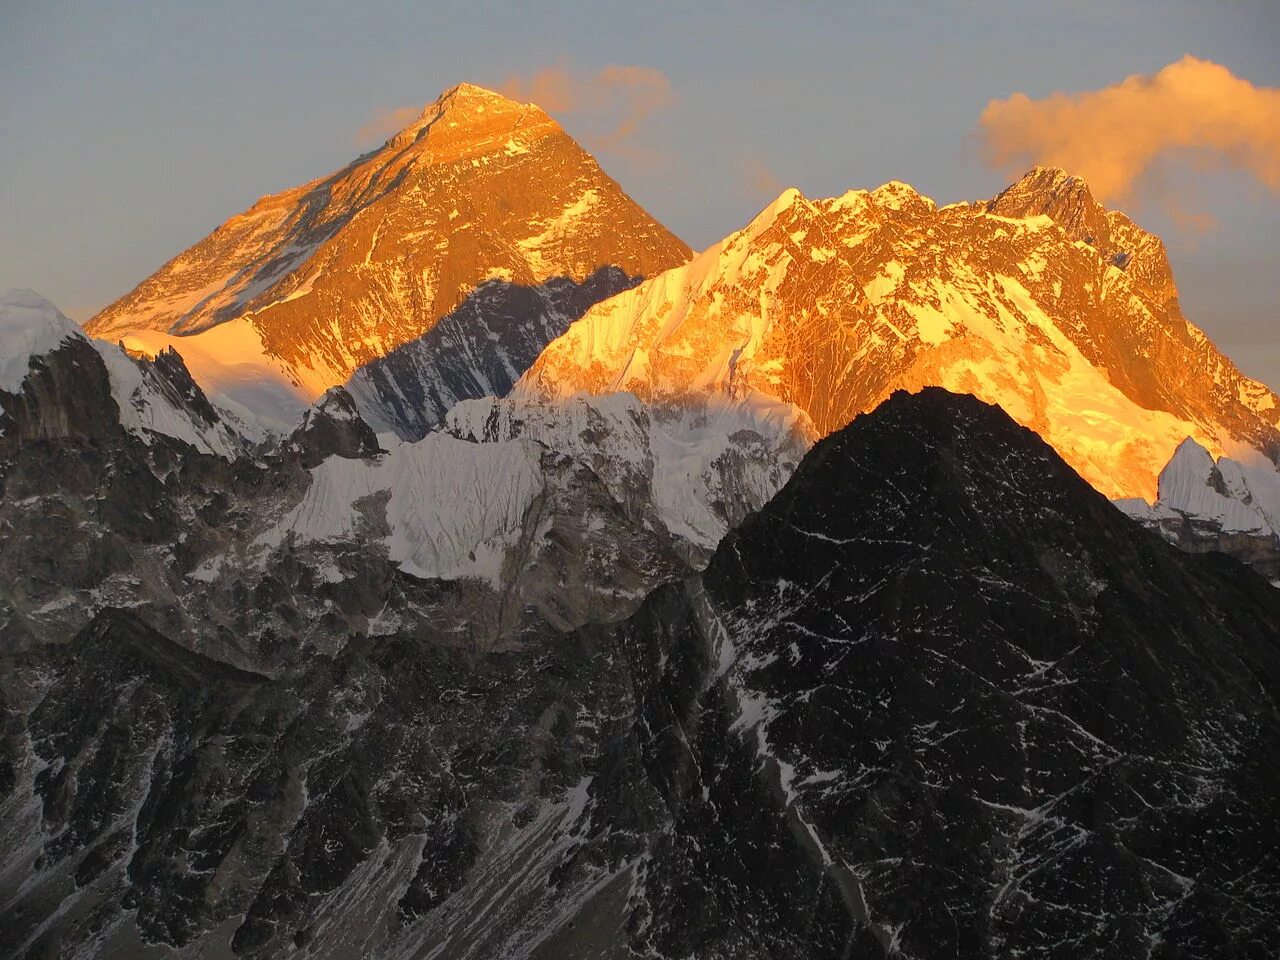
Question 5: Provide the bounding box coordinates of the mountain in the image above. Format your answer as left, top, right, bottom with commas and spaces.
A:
347, 265, 641, 440
0, 290, 264, 653
574, 388, 1280, 957
0, 289, 243, 460
1118, 437, 1280, 582
5, 388, 1277, 958
85, 83, 691, 436
1, 289, 690, 663
518, 167, 1280, 500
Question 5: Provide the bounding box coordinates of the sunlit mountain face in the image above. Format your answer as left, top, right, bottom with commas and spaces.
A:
76, 84, 1280, 501
85, 83, 690, 436
519, 168, 1280, 502
3, 76, 1279, 960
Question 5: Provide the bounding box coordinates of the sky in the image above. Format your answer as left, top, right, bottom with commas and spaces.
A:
2, 0, 1278, 386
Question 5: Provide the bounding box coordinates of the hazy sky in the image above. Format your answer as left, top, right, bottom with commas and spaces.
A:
3, 1, 1278, 386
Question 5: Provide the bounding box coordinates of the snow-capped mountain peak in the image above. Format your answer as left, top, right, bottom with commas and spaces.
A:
82, 83, 691, 437
518, 169, 1280, 501
372, 81, 558, 158
0, 289, 243, 458
1117, 435, 1280, 579
0, 288, 84, 392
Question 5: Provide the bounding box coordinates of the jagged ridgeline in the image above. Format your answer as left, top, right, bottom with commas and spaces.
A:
3, 390, 1277, 958
519, 169, 1280, 502
3, 77, 1280, 960
85, 83, 691, 437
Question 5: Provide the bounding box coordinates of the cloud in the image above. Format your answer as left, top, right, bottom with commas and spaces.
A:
498, 60, 674, 157
978, 56, 1280, 210
356, 105, 423, 145
738, 156, 785, 201
496, 60, 577, 112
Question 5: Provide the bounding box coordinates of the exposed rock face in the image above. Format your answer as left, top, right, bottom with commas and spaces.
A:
0, 291, 244, 461
520, 168, 1280, 500
286, 386, 383, 468
579, 388, 1280, 957
5, 389, 1277, 958
987, 165, 1179, 314
84, 84, 691, 431
1117, 436, 1280, 582
0, 336, 124, 450
0, 326, 271, 655
348, 265, 646, 441
0, 292, 692, 668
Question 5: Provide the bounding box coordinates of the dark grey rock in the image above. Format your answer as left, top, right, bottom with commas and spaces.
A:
4, 388, 1278, 958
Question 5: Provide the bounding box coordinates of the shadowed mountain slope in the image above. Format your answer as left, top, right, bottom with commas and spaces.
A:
4, 388, 1276, 958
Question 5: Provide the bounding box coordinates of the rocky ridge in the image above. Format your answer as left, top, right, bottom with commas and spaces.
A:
0, 290, 690, 667
518, 167, 1280, 500
85, 84, 690, 435
4, 389, 1277, 958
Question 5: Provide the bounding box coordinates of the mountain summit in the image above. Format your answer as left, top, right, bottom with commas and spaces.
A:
518, 168, 1280, 499
85, 83, 690, 433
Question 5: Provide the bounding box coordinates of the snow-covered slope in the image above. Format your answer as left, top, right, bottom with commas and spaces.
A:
444, 389, 810, 556
519, 169, 1280, 501
249, 433, 545, 586
0, 289, 83, 393
1116, 437, 1280, 580
1121, 438, 1280, 535
0, 289, 242, 457
85, 83, 690, 433
114, 321, 310, 440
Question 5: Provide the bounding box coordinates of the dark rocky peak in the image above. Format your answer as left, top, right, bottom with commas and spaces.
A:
147, 346, 222, 426
0, 335, 123, 451
590, 386, 1280, 957
287, 385, 383, 468
715, 388, 1279, 620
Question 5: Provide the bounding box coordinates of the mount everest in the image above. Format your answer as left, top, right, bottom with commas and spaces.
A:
84, 83, 689, 439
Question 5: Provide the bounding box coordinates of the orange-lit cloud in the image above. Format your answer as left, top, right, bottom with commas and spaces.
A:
499, 60, 674, 156
739, 156, 784, 201
356, 105, 422, 144
979, 56, 1280, 208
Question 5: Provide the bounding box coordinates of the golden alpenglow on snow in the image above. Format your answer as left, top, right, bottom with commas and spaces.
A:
87, 83, 690, 434
521, 169, 1280, 500
5, 8, 1280, 959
